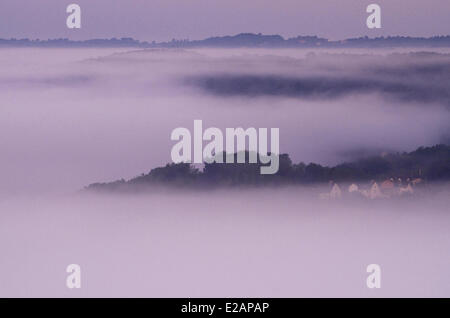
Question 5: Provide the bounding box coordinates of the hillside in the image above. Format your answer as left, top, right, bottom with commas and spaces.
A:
86, 144, 450, 192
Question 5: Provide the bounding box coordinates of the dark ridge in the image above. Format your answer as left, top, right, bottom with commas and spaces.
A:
2, 34, 450, 48
85, 144, 450, 192
185, 74, 450, 104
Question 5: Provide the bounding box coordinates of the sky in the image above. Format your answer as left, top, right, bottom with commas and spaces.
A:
0, 0, 449, 42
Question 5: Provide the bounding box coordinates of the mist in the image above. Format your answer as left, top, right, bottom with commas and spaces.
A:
1, 47, 450, 196
0, 47, 450, 297
1, 187, 449, 297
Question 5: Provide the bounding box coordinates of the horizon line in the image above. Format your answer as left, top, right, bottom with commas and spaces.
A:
2, 33, 450, 43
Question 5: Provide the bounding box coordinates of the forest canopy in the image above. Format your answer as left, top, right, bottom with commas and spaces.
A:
86, 144, 450, 192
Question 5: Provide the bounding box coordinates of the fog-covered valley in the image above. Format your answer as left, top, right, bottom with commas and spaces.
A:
1, 188, 450, 297
0, 47, 449, 297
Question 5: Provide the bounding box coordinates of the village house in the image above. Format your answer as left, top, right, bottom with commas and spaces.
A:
320, 176, 422, 200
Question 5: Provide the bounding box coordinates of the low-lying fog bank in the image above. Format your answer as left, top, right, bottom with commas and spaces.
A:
1, 186, 449, 297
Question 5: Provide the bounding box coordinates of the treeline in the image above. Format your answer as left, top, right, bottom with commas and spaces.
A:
86, 144, 450, 192
3, 34, 450, 48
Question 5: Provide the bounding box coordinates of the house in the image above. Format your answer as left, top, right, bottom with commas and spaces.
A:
380, 179, 394, 190
319, 183, 342, 200
330, 183, 342, 199
380, 179, 395, 197
369, 182, 384, 199
399, 184, 414, 195
348, 183, 359, 193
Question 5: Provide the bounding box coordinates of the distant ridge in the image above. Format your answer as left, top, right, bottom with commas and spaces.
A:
2, 33, 450, 48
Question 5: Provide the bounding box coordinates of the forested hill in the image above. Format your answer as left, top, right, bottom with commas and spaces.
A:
86, 144, 450, 192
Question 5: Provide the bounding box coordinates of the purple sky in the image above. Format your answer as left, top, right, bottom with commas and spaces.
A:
0, 0, 449, 41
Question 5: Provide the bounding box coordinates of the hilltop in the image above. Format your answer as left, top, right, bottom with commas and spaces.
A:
86, 144, 450, 192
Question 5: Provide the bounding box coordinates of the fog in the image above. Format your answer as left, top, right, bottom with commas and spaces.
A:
1, 188, 449, 297
0, 47, 449, 297
0, 47, 450, 196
